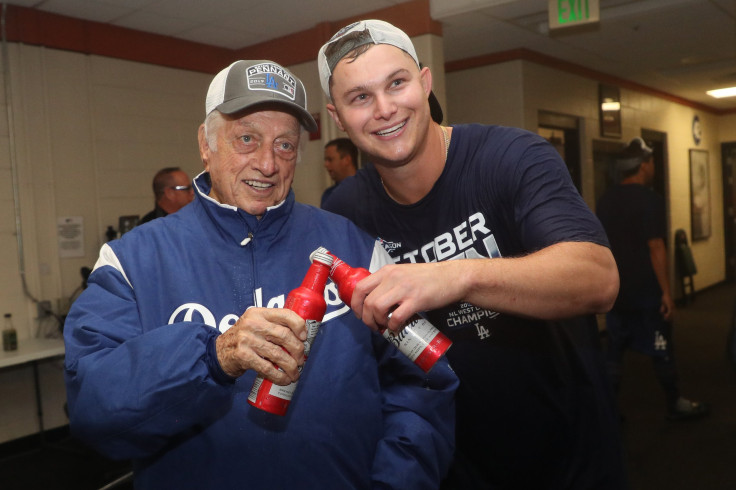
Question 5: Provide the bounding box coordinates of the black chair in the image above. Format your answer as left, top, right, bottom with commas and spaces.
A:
674, 229, 697, 305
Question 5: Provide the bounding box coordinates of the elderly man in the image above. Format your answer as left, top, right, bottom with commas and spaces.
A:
64, 60, 456, 489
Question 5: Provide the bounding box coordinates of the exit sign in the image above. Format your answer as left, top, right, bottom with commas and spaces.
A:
549, 0, 600, 30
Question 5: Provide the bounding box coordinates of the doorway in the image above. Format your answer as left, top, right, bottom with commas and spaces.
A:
538, 111, 582, 193
722, 142, 736, 282
592, 131, 667, 203
641, 129, 668, 201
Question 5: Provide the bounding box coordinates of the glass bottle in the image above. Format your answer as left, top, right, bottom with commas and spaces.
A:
247, 250, 333, 415
317, 248, 452, 373
3, 313, 18, 352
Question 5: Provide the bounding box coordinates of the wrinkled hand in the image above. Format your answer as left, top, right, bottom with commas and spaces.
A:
352, 262, 460, 333
215, 307, 307, 385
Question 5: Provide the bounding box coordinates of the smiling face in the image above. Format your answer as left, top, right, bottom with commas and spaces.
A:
198, 106, 300, 217
326, 44, 432, 168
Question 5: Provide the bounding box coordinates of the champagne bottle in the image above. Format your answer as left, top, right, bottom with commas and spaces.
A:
314, 248, 451, 372
247, 250, 332, 416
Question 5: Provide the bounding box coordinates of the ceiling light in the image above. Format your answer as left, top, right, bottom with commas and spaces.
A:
707, 87, 736, 99
601, 101, 621, 111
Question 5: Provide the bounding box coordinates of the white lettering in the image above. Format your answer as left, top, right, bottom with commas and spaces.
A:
219, 314, 238, 333
435, 232, 457, 261
469, 212, 491, 238
420, 242, 436, 263
267, 295, 285, 309
169, 303, 217, 327
453, 221, 473, 250
394, 211, 496, 264
167, 287, 354, 332
402, 249, 420, 263
324, 283, 342, 306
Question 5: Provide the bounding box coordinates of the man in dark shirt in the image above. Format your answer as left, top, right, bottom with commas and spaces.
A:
597, 137, 708, 421
319, 19, 626, 489
138, 167, 194, 224
320, 138, 357, 207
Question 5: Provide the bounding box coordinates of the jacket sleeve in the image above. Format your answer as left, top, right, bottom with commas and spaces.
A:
370, 334, 458, 490
63, 247, 236, 460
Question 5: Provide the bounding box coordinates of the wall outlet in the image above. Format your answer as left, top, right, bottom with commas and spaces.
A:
37, 300, 52, 318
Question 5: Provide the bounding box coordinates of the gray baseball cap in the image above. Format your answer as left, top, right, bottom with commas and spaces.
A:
617, 137, 653, 171
317, 20, 419, 100
206, 60, 317, 132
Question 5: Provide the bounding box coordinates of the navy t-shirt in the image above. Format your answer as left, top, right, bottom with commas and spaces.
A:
597, 183, 665, 311
324, 124, 625, 489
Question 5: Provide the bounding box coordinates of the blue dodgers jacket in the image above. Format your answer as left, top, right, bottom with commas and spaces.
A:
63, 172, 457, 490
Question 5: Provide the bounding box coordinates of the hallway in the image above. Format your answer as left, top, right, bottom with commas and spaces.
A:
619, 281, 736, 489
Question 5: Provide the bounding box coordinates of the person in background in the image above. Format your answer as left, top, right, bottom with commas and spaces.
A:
138, 167, 194, 224
319, 19, 626, 489
321, 138, 358, 207
63, 59, 457, 489
597, 137, 709, 421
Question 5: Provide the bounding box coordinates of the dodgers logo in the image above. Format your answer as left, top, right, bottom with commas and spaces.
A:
168, 284, 351, 334
246, 63, 297, 101
265, 73, 278, 90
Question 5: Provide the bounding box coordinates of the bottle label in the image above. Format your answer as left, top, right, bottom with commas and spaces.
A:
383, 317, 439, 361
247, 319, 322, 415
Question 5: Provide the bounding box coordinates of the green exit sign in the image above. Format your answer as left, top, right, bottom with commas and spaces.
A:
549, 0, 600, 30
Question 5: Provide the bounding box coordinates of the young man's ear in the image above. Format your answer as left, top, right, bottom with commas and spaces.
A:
326, 103, 346, 133
420, 65, 433, 98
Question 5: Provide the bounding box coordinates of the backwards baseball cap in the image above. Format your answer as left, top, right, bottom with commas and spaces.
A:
317, 19, 419, 99
206, 60, 317, 132
616, 137, 654, 172
318, 20, 444, 123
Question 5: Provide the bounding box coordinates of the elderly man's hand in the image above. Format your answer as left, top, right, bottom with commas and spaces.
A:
215, 307, 307, 384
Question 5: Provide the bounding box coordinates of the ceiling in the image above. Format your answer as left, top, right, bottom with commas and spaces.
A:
4, 0, 735, 112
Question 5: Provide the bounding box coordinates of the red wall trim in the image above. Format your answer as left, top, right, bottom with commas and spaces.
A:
2, 1, 437, 74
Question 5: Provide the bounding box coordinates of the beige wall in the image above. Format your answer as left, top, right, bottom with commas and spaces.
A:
1, 38, 735, 443
0, 44, 212, 442
0, 34, 449, 443
446, 60, 525, 128
0, 45, 333, 443
447, 60, 730, 294
719, 113, 736, 141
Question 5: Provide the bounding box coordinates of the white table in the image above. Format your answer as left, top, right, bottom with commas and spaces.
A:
0, 338, 65, 438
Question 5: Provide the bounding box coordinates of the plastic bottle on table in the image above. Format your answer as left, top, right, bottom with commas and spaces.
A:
314, 248, 451, 372
3, 313, 18, 352
247, 250, 333, 415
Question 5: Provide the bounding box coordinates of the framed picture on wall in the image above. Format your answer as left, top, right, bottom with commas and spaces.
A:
690, 149, 711, 241
599, 84, 621, 138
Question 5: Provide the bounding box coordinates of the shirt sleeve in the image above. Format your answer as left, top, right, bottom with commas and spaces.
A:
63, 244, 235, 460
497, 132, 609, 251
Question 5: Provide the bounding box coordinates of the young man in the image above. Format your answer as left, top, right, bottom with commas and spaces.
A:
319, 20, 626, 489
64, 59, 457, 489
597, 137, 709, 421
